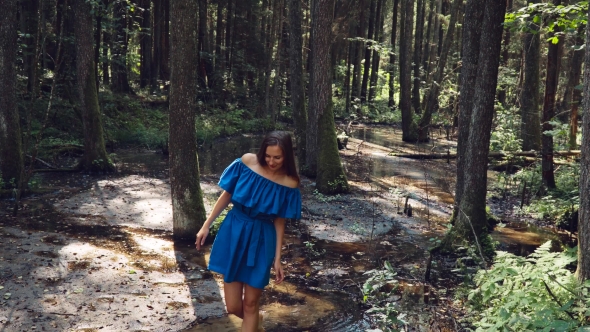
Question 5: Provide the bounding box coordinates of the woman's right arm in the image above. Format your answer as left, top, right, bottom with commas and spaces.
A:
195, 190, 232, 250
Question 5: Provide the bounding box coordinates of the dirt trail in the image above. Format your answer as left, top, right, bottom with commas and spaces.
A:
0, 135, 466, 331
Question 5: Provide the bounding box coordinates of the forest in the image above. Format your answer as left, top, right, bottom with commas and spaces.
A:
1, 0, 590, 330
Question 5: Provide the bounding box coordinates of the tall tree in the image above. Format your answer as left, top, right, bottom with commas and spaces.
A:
169, 0, 207, 239
388, 0, 400, 108
447, 0, 506, 245
311, 0, 349, 194
454, 0, 485, 216
541, 0, 562, 189
576, 5, 590, 282
360, 0, 376, 102
368, 0, 384, 102
0, 0, 24, 187
411, 0, 425, 113
288, 0, 307, 167
418, 0, 462, 142
351, 0, 367, 102
73, 0, 114, 172
560, 28, 584, 150
520, 2, 541, 151
111, 0, 133, 94
399, 0, 417, 141
139, 0, 152, 88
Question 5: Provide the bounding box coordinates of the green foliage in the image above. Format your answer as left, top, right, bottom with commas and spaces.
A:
505, 2, 588, 36
209, 210, 228, 239
362, 261, 406, 331
303, 240, 325, 257
465, 242, 590, 331
490, 104, 522, 152
507, 163, 580, 221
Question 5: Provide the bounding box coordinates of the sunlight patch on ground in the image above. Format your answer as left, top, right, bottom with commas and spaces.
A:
55, 175, 173, 230
132, 234, 175, 259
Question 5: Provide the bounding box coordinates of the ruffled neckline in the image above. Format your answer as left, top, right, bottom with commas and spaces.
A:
236, 159, 299, 190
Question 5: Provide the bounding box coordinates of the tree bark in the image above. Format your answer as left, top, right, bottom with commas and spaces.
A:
450, 0, 506, 245
312, 0, 349, 194
169, 0, 207, 240
520, 3, 541, 152
411, 0, 425, 113
399, 0, 417, 142
576, 5, 590, 283
454, 0, 485, 214
351, 0, 367, 102
0, 0, 24, 188
561, 29, 584, 150
418, 0, 461, 142
73, 0, 114, 173
388, 0, 400, 108
541, 0, 562, 189
111, 0, 133, 94
360, 0, 376, 103
368, 0, 384, 102
288, 0, 307, 168
139, 0, 151, 88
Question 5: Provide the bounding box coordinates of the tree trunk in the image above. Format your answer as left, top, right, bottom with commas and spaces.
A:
288, 0, 307, 168
198, 0, 210, 88
139, 0, 151, 88
422, 0, 433, 83
312, 0, 349, 194
0, 0, 24, 188
520, 3, 541, 152
577, 6, 590, 282
351, 0, 367, 102
111, 0, 133, 94
541, 0, 562, 189
22, 0, 40, 96
448, 0, 506, 246
73, 0, 114, 173
102, 0, 110, 86
454, 0, 485, 217
225, 0, 234, 74
388, 0, 400, 108
418, 0, 461, 142
412, 0, 425, 113
496, 0, 512, 106
215, 0, 224, 73
368, 0, 384, 102
360, 0, 376, 102
562, 29, 584, 150
399, 0, 417, 142
169, 0, 207, 240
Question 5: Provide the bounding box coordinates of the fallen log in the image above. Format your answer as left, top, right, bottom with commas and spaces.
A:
388, 150, 581, 160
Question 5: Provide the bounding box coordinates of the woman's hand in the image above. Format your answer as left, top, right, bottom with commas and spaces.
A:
195, 227, 209, 250
273, 259, 285, 284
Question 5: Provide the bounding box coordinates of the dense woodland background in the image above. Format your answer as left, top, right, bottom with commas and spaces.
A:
3, 0, 590, 328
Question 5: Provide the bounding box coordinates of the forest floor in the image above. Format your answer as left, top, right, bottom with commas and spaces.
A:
0, 129, 552, 332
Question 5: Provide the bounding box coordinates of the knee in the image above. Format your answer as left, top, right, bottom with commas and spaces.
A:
226, 303, 242, 316
242, 298, 259, 315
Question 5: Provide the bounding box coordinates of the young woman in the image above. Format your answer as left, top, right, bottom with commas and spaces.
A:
195, 131, 301, 332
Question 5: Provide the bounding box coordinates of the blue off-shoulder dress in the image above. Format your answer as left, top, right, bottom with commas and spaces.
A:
208, 158, 302, 289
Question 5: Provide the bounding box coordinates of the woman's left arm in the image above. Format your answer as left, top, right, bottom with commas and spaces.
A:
273, 217, 286, 284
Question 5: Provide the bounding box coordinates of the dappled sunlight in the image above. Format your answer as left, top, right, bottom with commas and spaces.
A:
55, 175, 174, 230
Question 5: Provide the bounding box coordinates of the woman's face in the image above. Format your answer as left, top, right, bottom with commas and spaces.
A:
265, 145, 284, 171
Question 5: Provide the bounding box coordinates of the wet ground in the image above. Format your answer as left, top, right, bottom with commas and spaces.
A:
0, 127, 568, 331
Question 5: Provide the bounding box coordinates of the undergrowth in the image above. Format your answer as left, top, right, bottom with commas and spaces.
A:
464, 242, 590, 331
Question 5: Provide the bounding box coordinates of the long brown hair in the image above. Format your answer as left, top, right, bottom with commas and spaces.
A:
256, 131, 300, 185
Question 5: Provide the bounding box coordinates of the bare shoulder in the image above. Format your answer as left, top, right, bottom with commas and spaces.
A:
241, 153, 258, 166
282, 176, 299, 189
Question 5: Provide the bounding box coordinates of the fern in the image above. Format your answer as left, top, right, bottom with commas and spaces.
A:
466, 242, 590, 331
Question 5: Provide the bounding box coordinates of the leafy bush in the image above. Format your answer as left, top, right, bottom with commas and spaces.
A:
362, 261, 406, 331
466, 242, 590, 331
490, 104, 522, 152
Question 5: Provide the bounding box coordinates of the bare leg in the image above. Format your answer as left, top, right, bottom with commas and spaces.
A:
241, 283, 263, 332
224, 281, 244, 318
